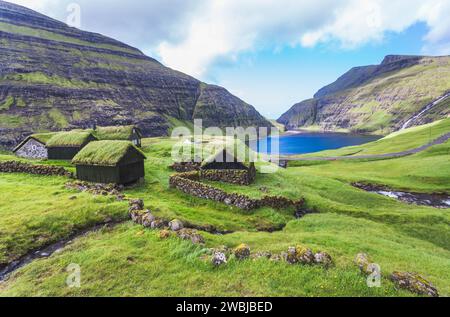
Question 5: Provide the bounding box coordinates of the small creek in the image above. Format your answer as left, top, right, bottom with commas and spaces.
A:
353, 183, 450, 209
0, 221, 122, 282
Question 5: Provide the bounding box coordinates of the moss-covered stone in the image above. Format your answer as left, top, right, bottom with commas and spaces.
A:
390, 271, 439, 297
234, 244, 251, 260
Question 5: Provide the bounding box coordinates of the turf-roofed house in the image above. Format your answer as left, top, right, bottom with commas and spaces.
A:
94, 125, 143, 147
47, 131, 98, 160
72, 141, 146, 184
200, 146, 257, 185
12, 133, 56, 159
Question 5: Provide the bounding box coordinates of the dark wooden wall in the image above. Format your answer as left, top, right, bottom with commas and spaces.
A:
48, 147, 82, 160
75, 161, 144, 184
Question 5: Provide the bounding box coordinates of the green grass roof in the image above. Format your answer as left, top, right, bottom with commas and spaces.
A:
31, 132, 59, 144
46, 131, 96, 147
72, 140, 146, 166
201, 143, 255, 168
94, 125, 139, 141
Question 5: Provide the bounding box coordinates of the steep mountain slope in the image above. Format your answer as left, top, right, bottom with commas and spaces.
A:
0, 1, 271, 148
278, 55, 450, 134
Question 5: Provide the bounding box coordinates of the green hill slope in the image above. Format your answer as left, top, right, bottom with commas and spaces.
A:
278, 55, 450, 134
0, 1, 271, 149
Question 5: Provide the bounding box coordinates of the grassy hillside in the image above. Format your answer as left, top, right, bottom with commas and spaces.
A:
0, 121, 449, 296
278, 56, 450, 134
295, 118, 450, 158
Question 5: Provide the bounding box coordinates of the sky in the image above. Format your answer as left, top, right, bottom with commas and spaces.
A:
6, 0, 450, 118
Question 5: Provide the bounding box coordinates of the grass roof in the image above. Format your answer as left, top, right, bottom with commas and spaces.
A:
13, 132, 59, 152
95, 125, 140, 141
72, 140, 146, 166
46, 131, 96, 147
31, 132, 59, 144
201, 143, 255, 168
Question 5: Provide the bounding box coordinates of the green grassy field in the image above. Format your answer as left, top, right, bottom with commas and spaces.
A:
295, 118, 450, 157
0, 122, 449, 296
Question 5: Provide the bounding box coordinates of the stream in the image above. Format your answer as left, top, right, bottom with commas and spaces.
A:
353, 183, 450, 208
0, 221, 122, 282
401, 92, 450, 130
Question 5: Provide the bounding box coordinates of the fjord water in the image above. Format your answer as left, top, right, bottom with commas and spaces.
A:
257, 132, 382, 155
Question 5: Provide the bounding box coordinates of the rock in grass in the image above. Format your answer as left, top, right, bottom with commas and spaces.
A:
314, 252, 333, 268
390, 272, 439, 297
169, 219, 184, 232
150, 219, 165, 229
177, 228, 205, 245
129, 199, 144, 211
355, 253, 372, 275
159, 229, 171, 239
212, 252, 227, 267
286, 245, 315, 265
141, 211, 156, 228
251, 251, 272, 260
234, 244, 251, 260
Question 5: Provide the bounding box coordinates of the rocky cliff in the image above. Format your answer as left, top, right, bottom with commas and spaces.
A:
0, 1, 271, 149
278, 55, 450, 134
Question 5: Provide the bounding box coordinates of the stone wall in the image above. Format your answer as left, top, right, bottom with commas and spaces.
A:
0, 161, 72, 177
200, 169, 254, 186
170, 162, 201, 173
15, 139, 48, 159
169, 172, 304, 211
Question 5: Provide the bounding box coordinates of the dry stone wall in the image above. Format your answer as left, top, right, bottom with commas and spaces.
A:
0, 161, 72, 177
200, 169, 253, 186
169, 172, 304, 211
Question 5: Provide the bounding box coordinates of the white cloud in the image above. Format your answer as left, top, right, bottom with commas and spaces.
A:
5, 0, 450, 77
155, 0, 450, 77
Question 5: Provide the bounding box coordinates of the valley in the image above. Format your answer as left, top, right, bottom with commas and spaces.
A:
0, 120, 448, 297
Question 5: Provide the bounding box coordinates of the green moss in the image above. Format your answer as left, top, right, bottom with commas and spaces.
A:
48, 109, 69, 128
4, 72, 101, 89
94, 126, 136, 141
0, 114, 24, 127
15, 98, 26, 107
0, 96, 14, 111
46, 131, 95, 147
72, 140, 146, 166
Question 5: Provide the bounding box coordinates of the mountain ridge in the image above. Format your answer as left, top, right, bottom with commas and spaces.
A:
0, 1, 271, 149
279, 54, 450, 134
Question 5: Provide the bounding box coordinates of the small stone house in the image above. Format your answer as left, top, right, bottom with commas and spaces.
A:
95, 125, 143, 147
200, 147, 256, 185
12, 133, 56, 159
72, 140, 146, 184
47, 131, 98, 160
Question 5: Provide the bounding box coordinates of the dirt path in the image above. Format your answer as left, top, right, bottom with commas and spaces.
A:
284, 132, 450, 161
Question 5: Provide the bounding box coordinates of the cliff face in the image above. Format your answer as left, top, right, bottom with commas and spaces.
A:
278, 55, 450, 134
0, 1, 271, 148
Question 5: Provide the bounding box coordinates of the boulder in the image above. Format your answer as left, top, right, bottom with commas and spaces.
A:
286, 245, 315, 265
169, 219, 184, 232
177, 228, 205, 245
390, 272, 439, 297
159, 229, 171, 239
141, 211, 156, 228
212, 252, 227, 267
234, 244, 251, 260
251, 251, 272, 260
355, 253, 373, 275
314, 252, 333, 268
129, 199, 144, 210
150, 219, 165, 229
